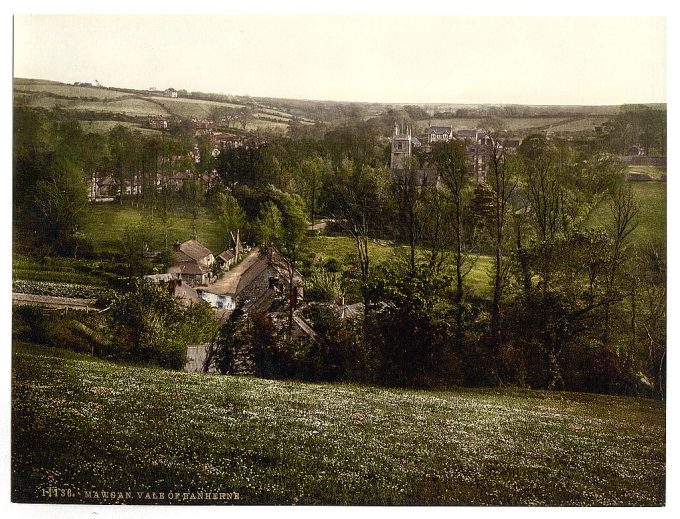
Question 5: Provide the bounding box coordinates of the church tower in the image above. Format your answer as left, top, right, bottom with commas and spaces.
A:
390, 121, 412, 170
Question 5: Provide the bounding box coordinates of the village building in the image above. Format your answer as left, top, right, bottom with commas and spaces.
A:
165, 87, 178, 98
168, 239, 216, 287
197, 247, 304, 312
148, 115, 168, 130
426, 125, 454, 143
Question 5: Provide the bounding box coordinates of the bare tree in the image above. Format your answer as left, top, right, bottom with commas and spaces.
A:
431, 140, 477, 344
602, 182, 639, 346
486, 135, 517, 346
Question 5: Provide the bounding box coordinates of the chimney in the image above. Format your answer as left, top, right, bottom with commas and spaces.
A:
173, 240, 181, 252
337, 295, 345, 307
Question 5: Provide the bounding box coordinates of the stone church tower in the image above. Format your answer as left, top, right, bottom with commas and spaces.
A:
390, 122, 412, 170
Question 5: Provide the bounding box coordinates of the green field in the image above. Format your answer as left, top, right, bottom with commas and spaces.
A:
12, 253, 107, 285
147, 95, 246, 119
309, 235, 496, 298
80, 204, 227, 255
78, 120, 163, 135
11, 342, 665, 505
588, 182, 666, 246
14, 82, 131, 100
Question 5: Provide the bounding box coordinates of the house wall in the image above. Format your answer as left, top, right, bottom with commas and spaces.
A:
185, 345, 218, 373
196, 290, 235, 310
237, 265, 280, 307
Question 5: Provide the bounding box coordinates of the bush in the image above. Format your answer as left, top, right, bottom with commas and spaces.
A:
12, 305, 108, 354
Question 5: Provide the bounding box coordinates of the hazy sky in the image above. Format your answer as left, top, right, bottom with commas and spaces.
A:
13, 15, 666, 105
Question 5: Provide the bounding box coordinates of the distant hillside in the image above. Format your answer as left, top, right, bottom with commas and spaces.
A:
14, 77, 665, 138
13, 77, 316, 136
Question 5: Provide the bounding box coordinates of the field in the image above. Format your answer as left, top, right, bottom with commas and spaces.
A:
588, 182, 666, 246
77, 120, 163, 135
414, 116, 611, 135
309, 235, 494, 297
14, 81, 131, 100
12, 253, 107, 286
80, 204, 227, 255
147, 95, 246, 119
13, 79, 306, 133
11, 342, 665, 505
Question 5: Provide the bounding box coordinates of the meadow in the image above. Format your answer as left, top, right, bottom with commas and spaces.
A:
80, 203, 227, 255
308, 235, 494, 298
11, 342, 665, 505
588, 181, 666, 246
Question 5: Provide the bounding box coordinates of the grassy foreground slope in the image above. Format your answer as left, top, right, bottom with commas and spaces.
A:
12, 343, 665, 505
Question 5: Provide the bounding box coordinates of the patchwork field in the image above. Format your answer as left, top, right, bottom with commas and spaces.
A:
11, 342, 665, 505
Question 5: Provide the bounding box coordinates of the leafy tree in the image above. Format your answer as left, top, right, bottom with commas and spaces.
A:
255, 201, 283, 250
215, 192, 246, 251
326, 161, 389, 308
108, 281, 185, 369
367, 265, 461, 387
297, 156, 327, 227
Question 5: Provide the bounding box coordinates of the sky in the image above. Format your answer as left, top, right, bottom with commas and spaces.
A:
13, 14, 666, 106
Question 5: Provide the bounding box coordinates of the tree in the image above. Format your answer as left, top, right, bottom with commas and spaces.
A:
390, 158, 426, 275
298, 156, 326, 228
277, 193, 309, 338
486, 136, 518, 346
215, 192, 246, 251
431, 140, 476, 346
236, 107, 253, 130
367, 265, 460, 387
327, 161, 388, 308
108, 281, 185, 369
255, 201, 283, 250
602, 182, 639, 346
119, 226, 151, 282
33, 155, 88, 254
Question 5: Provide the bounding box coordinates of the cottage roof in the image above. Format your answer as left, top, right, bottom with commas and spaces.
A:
168, 261, 210, 276
205, 247, 303, 297
172, 283, 202, 306
177, 239, 213, 262
217, 250, 235, 263
427, 126, 453, 135
457, 129, 479, 139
